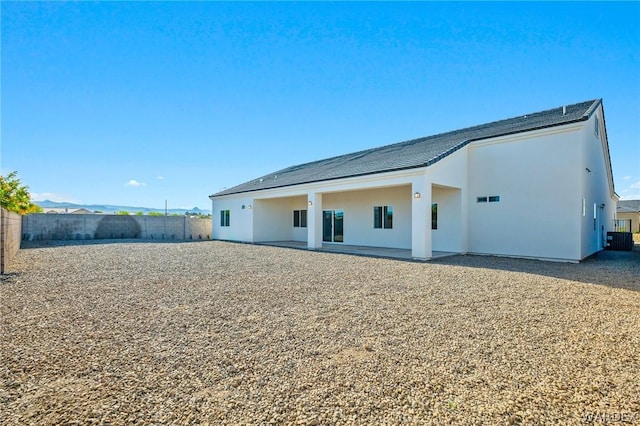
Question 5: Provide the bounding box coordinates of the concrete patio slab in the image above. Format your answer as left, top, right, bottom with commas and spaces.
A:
256, 241, 458, 261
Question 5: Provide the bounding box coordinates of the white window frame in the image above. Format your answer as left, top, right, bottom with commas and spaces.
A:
293, 209, 307, 228
373, 205, 393, 229
220, 210, 230, 227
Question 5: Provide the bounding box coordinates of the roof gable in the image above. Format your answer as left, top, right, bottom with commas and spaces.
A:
212, 99, 600, 197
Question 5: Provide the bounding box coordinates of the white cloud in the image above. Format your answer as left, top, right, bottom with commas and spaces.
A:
623, 175, 631, 180
31, 192, 80, 203
618, 180, 640, 200
156, 176, 165, 180
124, 179, 146, 187
620, 194, 640, 200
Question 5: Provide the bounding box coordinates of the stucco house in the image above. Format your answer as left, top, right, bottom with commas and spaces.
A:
616, 200, 640, 233
45, 208, 94, 214
210, 99, 617, 262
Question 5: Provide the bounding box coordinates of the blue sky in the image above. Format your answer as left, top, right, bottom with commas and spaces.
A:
2, 2, 639, 210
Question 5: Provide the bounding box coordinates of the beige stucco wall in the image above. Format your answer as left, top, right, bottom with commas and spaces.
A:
579, 106, 618, 258
321, 185, 412, 249
467, 125, 583, 261
617, 212, 640, 233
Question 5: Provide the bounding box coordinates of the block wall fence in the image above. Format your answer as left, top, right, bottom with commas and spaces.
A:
22, 214, 212, 242
1, 208, 23, 273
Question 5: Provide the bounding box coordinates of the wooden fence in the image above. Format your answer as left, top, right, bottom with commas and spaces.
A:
1, 208, 22, 274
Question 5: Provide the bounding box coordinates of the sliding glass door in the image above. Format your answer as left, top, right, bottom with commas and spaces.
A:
322, 210, 344, 243
334, 210, 343, 242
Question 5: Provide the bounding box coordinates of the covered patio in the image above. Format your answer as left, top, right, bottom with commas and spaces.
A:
257, 241, 458, 261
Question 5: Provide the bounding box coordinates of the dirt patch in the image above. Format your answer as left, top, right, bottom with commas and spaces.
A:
2, 241, 639, 424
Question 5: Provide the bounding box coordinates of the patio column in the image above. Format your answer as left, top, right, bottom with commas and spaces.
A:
411, 177, 432, 260
307, 192, 322, 249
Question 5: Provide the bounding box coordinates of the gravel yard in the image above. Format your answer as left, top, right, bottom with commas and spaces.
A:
2, 240, 639, 425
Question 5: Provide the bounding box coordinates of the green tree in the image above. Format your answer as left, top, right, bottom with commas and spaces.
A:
0, 171, 42, 214
115, 210, 130, 215
186, 212, 212, 219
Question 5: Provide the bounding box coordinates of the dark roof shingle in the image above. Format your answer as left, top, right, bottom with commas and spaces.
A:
212, 99, 600, 197
617, 200, 640, 213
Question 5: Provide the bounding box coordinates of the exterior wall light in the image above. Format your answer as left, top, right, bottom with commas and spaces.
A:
308, 200, 313, 206
247, 205, 252, 210
414, 192, 421, 199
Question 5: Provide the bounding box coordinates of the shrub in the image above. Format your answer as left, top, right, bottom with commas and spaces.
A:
0, 171, 42, 214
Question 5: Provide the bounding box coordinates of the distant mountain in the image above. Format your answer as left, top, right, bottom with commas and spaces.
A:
35, 200, 211, 215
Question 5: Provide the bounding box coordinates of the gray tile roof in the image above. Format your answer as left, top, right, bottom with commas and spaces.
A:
212, 99, 601, 197
618, 200, 640, 213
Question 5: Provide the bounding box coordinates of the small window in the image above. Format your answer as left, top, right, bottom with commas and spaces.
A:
478, 195, 500, 203
374, 205, 393, 229
431, 203, 438, 230
220, 210, 230, 227
582, 198, 586, 216
293, 210, 307, 228
595, 116, 600, 138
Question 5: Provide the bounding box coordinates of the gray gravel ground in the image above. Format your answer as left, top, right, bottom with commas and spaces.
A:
1, 240, 639, 425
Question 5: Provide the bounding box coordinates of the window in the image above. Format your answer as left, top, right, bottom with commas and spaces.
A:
374, 205, 393, 229
595, 116, 600, 138
220, 210, 230, 227
384, 206, 393, 229
431, 203, 438, 230
477, 195, 500, 203
293, 210, 307, 228
582, 198, 586, 216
